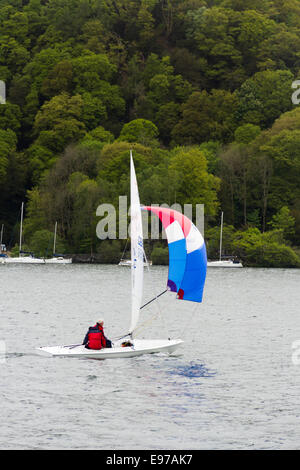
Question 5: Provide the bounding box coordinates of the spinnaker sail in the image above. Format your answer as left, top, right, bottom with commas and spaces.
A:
142, 206, 207, 303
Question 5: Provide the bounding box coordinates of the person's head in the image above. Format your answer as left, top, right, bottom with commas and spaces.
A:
97, 319, 104, 327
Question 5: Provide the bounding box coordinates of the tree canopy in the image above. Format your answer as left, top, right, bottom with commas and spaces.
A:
0, 0, 299, 265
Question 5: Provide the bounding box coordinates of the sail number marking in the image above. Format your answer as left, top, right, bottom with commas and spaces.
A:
137, 235, 143, 261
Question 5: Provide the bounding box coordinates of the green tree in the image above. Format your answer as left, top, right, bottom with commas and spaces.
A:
118, 119, 159, 146
68, 174, 101, 252
29, 229, 66, 258
0, 102, 22, 135
232, 227, 300, 267
41, 60, 74, 98
199, 141, 221, 174
235, 69, 294, 129
0, 129, 17, 184
23, 187, 48, 242
268, 206, 296, 240
185, 6, 245, 88
33, 93, 85, 157
234, 124, 261, 145
172, 90, 238, 145
155, 102, 181, 145
168, 146, 220, 216
80, 125, 114, 151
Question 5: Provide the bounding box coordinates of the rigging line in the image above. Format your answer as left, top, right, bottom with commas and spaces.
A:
133, 278, 167, 337
133, 313, 160, 336
114, 251, 171, 340
112, 291, 168, 340
111, 332, 130, 341
8, 205, 22, 249
140, 289, 168, 310
120, 238, 128, 261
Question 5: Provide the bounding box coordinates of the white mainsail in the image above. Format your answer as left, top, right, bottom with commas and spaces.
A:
129, 151, 144, 335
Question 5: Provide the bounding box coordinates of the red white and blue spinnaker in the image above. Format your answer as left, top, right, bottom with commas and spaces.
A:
143, 206, 207, 303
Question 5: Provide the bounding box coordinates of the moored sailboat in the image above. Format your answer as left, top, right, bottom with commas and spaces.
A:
45, 222, 72, 264
4, 203, 45, 264
119, 254, 152, 267
207, 212, 243, 268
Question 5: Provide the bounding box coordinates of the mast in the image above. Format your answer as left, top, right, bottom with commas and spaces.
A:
53, 221, 57, 255
19, 202, 24, 257
219, 211, 223, 262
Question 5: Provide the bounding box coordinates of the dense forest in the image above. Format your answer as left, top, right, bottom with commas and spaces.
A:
0, 0, 300, 267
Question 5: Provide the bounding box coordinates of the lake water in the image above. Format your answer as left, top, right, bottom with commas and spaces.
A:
0, 264, 299, 450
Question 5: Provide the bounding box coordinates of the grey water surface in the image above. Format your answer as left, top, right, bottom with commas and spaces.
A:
0, 264, 299, 449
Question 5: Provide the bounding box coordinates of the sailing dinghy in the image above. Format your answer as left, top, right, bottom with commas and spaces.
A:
37, 152, 207, 359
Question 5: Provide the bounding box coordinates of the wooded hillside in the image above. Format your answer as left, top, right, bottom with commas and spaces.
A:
0, 0, 300, 266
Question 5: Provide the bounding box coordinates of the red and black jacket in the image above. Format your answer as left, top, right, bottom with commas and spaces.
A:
83, 324, 107, 350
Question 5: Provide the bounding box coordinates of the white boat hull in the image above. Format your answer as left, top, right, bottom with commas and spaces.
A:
45, 257, 72, 264
37, 339, 183, 359
207, 260, 243, 268
4, 256, 45, 264
2, 257, 72, 264
119, 260, 151, 267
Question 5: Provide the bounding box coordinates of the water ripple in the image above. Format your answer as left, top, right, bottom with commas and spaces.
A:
1, 265, 300, 449
169, 362, 216, 378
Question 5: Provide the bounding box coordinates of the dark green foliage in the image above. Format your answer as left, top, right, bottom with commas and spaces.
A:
29, 228, 66, 258
96, 240, 122, 264
0, 0, 299, 264
232, 228, 300, 268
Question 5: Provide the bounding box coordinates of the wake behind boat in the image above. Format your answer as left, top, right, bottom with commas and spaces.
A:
38, 151, 207, 360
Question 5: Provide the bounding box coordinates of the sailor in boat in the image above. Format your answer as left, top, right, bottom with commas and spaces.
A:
82, 319, 112, 350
